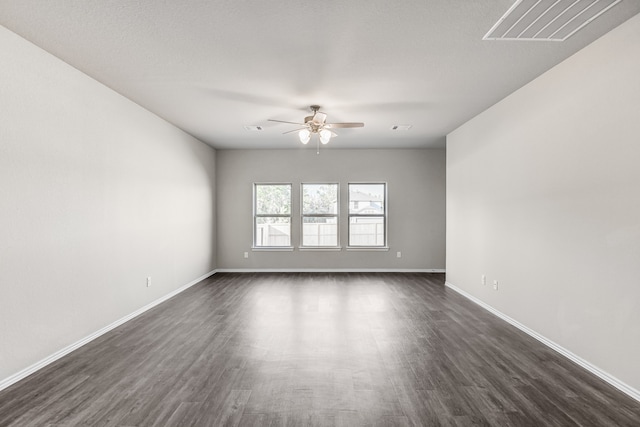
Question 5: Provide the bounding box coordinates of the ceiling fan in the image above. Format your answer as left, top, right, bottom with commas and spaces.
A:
268, 105, 364, 146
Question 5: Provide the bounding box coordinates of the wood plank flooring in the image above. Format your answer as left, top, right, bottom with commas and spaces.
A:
1, 273, 639, 426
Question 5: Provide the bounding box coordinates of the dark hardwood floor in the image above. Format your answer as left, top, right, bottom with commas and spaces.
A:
1, 273, 639, 426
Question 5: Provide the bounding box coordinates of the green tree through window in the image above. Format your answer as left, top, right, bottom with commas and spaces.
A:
301, 183, 338, 247
254, 184, 292, 247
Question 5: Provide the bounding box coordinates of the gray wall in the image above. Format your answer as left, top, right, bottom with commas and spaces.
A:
446, 14, 640, 392
0, 26, 217, 382
217, 148, 445, 270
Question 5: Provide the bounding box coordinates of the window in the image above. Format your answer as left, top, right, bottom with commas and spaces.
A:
254, 183, 292, 247
301, 183, 339, 247
348, 183, 386, 247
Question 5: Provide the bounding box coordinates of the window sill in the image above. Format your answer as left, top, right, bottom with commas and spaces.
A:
299, 247, 342, 251
251, 247, 294, 252
346, 246, 389, 251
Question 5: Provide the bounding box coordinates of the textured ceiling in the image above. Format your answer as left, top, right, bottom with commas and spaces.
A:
2, 1, 639, 149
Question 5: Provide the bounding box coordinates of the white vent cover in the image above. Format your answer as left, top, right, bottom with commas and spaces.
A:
484, 0, 621, 41
390, 125, 412, 131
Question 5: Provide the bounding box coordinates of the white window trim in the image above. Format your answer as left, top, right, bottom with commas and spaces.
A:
253, 182, 293, 249
346, 246, 389, 251
347, 182, 388, 248
299, 247, 343, 251
300, 182, 340, 249
251, 247, 294, 251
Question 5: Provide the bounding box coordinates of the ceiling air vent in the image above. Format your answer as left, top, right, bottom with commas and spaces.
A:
484, 0, 621, 41
390, 125, 412, 131
243, 125, 263, 131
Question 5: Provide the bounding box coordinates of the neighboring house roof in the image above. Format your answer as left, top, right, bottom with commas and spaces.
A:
349, 190, 383, 202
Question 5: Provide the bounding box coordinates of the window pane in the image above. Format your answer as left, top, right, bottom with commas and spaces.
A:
349, 217, 384, 246
349, 184, 384, 214
302, 217, 338, 246
256, 184, 291, 215
255, 217, 291, 247
302, 184, 338, 214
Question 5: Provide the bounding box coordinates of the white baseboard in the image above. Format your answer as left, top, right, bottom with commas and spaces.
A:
216, 268, 445, 273
0, 269, 216, 393
445, 281, 640, 403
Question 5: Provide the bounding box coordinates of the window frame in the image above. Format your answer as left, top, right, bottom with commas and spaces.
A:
300, 182, 341, 250
253, 182, 293, 250
347, 182, 388, 249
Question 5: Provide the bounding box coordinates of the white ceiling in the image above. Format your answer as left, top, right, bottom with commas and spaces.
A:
2, 1, 639, 149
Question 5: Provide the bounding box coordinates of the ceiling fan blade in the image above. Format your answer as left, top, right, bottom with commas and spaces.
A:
325, 122, 364, 128
282, 127, 308, 135
268, 119, 306, 125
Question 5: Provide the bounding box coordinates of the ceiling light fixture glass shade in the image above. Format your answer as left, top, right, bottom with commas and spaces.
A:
298, 129, 311, 144
319, 129, 332, 144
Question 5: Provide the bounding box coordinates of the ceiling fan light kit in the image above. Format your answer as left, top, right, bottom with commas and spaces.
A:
269, 105, 364, 152
319, 129, 332, 144
299, 129, 311, 144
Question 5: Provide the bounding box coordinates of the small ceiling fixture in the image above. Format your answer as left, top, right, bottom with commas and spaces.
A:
243, 125, 263, 131
268, 105, 364, 153
391, 125, 412, 131
484, 0, 621, 41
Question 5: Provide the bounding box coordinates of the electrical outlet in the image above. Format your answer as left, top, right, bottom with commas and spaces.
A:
493, 280, 498, 291
146, 277, 151, 287
396, 251, 402, 258
481, 275, 486, 285
244, 252, 249, 259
